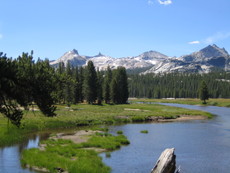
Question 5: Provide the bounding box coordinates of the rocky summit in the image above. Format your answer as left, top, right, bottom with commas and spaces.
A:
50, 44, 230, 74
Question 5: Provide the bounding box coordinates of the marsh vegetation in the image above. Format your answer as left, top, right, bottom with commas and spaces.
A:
0, 103, 212, 147
21, 130, 129, 173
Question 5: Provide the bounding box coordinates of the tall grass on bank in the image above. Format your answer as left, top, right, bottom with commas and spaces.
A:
0, 103, 212, 147
22, 148, 110, 173
21, 132, 129, 173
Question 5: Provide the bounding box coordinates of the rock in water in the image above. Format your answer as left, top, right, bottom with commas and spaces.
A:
151, 148, 176, 173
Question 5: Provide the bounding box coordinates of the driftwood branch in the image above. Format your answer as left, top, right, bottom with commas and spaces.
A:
151, 148, 176, 173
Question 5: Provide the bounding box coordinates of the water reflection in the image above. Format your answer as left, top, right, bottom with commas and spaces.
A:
0, 134, 49, 173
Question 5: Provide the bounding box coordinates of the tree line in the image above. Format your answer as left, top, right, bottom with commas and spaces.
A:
56, 60, 129, 105
128, 72, 230, 99
0, 52, 129, 127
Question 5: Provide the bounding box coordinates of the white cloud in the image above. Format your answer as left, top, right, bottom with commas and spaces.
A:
148, 0, 154, 5
188, 32, 230, 45
157, 0, 172, 5
203, 32, 230, 44
188, 41, 200, 44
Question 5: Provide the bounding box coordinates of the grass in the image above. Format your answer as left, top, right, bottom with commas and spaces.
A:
117, 130, 123, 135
140, 130, 148, 134
130, 98, 230, 107
105, 152, 111, 158
81, 133, 130, 150
0, 103, 212, 147
21, 132, 129, 173
22, 148, 110, 173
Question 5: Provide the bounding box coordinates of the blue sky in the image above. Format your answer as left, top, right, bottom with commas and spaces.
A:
0, 0, 230, 60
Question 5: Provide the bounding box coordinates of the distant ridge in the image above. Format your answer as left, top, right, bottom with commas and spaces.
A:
50, 45, 230, 74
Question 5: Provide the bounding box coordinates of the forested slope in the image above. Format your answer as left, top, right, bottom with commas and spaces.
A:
128, 72, 230, 98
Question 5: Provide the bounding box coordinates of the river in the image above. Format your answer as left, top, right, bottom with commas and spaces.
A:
100, 104, 230, 173
0, 135, 41, 173
1, 104, 230, 173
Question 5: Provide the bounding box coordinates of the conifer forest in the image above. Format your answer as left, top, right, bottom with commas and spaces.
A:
1, 52, 230, 127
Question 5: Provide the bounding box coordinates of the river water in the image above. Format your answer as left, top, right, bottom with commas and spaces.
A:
100, 104, 230, 173
1, 104, 230, 173
0, 135, 41, 173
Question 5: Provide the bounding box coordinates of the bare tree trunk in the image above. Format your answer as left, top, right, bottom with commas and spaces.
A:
151, 148, 176, 173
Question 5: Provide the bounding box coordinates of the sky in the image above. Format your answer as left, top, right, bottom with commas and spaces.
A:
0, 0, 230, 60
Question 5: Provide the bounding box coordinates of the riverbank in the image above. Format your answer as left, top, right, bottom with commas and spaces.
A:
0, 103, 212, 147
130, 98, 230, 107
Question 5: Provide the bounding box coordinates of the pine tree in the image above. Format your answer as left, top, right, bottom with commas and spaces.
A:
110, 67, 129, 104
0, 53, 23, 127
97, 68, 103, 105
73, 66, 80, 104
199, 80, 209, 104
64, 61, 74, 106
0, 52, 57, 127
110, 74, 119, 104
83, 61, 97, 104
56, 62, 65, 103
119, 67, 129, 103
78, 66, 84, 102
32, 59, 57, 117
103, 66, 112, 104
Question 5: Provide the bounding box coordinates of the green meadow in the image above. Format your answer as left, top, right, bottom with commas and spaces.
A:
0, 103, 212, 147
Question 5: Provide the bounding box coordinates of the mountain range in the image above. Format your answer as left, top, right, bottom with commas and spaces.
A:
50, 44, 230, 74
